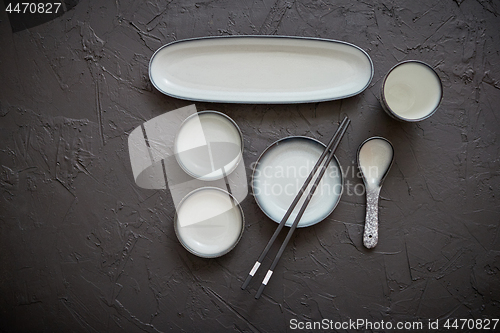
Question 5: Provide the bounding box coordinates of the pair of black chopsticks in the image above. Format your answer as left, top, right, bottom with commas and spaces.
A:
241, 116, 350, 299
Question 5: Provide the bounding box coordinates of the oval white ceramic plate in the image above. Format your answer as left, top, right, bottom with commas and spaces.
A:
149, 36, 373, 103
252, 136, 343, 228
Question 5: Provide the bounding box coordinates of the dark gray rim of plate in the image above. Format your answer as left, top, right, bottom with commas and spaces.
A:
174, 186, 245, 258
148, 35, 374, 104
251, 135, 344, 228
380, 60, 444, 122
173, 110, 244, 181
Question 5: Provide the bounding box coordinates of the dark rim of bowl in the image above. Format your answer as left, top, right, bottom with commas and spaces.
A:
173, 110, 244, 181
174, 186, 245, 258
380, 60, 443, 122
251, 135, 344, 228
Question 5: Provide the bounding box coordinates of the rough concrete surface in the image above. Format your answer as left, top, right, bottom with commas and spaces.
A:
0, 0, 499, 332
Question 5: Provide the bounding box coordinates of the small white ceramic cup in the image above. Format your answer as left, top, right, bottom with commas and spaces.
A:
174, 187, 245, 258
174, 111, 244, 181
380, 60, 443, 122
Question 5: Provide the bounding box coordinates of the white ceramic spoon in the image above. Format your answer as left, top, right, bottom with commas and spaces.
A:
357, 137, 394, 249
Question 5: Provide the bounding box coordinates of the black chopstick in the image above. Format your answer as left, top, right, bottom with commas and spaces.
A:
254, 118, 349, 298
240, 116, 350, 295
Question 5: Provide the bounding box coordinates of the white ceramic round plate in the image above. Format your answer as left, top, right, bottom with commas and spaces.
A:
252, 136, 343, 228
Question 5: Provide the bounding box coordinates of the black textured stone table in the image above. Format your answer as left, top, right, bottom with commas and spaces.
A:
1, 0, 499, 331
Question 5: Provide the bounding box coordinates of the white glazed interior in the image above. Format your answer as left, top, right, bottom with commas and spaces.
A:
382, 62, 442, 120
175, 188, 244, 257
175, 112, 243, 181
358, 138, 394, 190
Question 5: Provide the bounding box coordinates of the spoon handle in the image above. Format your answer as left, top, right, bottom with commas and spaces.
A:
363, 187, 381, 248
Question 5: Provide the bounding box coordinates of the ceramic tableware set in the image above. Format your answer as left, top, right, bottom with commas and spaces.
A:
129, 35, 443, 298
